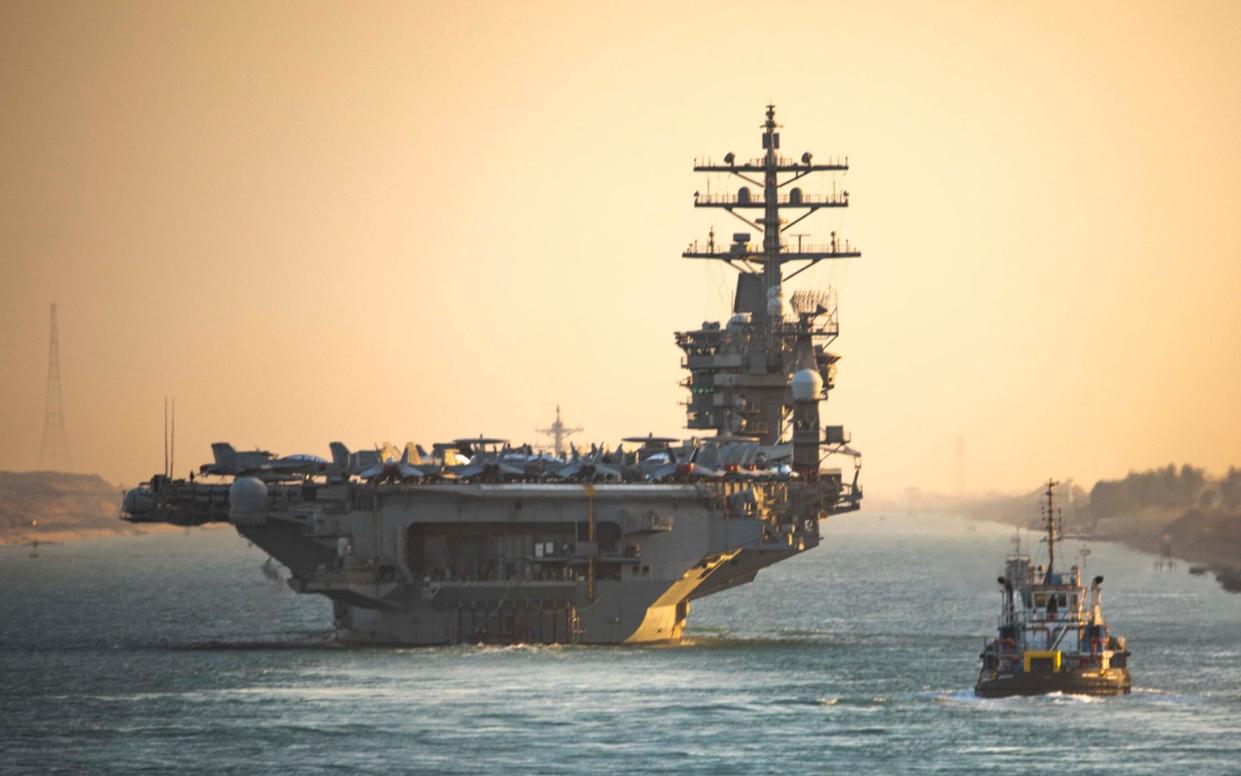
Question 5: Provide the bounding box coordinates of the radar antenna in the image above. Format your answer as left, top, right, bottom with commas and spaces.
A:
790, 289, 834, 316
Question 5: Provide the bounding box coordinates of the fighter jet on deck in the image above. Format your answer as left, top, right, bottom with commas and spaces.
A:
199, 442, 327, 481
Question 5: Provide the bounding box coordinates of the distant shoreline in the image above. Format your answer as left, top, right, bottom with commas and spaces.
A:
1, 469, 213, 547
0, 523, 217, 546
1097, 527, 1241, 593
964, 511, 1241, 594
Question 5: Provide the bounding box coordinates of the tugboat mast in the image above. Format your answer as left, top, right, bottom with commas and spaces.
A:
1042, 478, 1061, 583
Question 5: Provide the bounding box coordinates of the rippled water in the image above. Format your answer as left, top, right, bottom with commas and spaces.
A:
2, 512, 1239, 774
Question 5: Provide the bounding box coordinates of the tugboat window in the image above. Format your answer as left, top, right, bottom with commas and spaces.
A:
1034, 592, 1047, 608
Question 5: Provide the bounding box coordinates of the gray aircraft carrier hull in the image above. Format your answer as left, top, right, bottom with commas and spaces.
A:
229, 480, 827, 645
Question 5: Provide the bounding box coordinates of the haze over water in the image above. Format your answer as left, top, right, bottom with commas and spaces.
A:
3, 512, 1238, 774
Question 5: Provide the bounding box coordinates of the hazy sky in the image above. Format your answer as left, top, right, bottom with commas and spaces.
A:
2, 0, 1239, 496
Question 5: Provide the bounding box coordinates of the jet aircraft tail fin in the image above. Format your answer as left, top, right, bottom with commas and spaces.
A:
329, 442, 351, 473
406, 442, 432, 466
211, 442, 239, 473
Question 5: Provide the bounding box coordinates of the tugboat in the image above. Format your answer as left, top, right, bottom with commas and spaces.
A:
975, 480, 1132, 697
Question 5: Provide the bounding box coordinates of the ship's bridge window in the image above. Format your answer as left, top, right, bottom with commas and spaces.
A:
1033, 591, 1069, 612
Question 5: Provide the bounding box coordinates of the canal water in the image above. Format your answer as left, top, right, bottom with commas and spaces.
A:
2, 510, 1238, 773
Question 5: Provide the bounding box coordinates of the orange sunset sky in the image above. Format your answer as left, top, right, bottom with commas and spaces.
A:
2, 0, 1239, 496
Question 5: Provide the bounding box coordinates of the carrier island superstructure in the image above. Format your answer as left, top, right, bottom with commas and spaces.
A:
122, 107, 864, 645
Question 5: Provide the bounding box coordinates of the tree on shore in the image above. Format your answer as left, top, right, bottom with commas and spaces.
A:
1088, 464, 1209, 519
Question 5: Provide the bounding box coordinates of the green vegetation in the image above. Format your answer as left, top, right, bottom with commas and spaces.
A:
952, 464, 1241, 593
1088, 464, 1241, 518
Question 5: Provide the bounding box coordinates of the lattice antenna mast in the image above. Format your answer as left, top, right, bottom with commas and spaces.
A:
38, 303, 71, 470
684, 104, 861, 314
535, 405, 583, 458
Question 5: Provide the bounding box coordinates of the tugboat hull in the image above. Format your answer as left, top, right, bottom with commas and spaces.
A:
975, 667, 1131, 698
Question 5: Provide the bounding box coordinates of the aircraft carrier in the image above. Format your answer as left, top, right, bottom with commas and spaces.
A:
122, 106, 865, 645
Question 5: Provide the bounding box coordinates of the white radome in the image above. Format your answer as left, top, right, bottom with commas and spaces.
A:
790, 368, 823, 401
229, 477, 270, 515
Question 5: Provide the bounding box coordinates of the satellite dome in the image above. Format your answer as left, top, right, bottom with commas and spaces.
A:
229, 477, 269, 518
790, 369, 824, 401
727, 313, 751, 329
766, 287, 793, 321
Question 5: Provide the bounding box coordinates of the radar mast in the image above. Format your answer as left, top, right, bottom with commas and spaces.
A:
678, 106, 861, 446
536, 405, 582, 459
684, 105, 859, 315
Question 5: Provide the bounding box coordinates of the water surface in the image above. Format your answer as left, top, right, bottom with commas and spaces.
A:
2, 512, 1238, 773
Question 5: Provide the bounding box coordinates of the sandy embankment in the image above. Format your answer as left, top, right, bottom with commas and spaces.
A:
971, 506, 1241, 593
0, 470, 230, 547
0, 522, 202, 546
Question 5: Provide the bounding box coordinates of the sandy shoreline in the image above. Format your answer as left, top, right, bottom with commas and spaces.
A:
967, 510, 1241, 594
0, 523, 224, 546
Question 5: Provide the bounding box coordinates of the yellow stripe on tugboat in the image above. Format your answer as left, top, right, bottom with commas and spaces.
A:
1023, 650, 1061, 672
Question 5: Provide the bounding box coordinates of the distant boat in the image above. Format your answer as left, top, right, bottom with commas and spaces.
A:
1189, 565, 1208, 576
